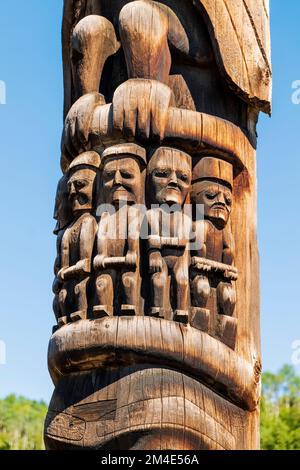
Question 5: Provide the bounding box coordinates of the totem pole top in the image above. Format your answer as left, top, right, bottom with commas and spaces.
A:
62, 0, 272, 119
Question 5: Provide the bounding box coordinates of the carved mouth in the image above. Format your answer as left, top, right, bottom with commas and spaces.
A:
212, 204, 227, 212
70, 195, 88, 205
166, 186, 181, 192
113, 186, 129, 194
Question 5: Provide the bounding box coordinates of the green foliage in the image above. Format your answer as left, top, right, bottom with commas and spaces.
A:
261, 365, 300, 450
0, 394, 47, 450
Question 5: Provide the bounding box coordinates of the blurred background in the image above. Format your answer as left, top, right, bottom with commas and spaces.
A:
0, 0, 299, 449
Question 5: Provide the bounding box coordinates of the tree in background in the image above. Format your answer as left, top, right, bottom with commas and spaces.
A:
261, 365, 300, 450
0, 395, 47, 450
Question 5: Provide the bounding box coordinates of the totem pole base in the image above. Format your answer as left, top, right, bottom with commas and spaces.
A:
45, 318, 259, 450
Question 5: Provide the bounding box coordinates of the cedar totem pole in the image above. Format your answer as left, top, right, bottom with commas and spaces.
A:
45, 0, 272, 450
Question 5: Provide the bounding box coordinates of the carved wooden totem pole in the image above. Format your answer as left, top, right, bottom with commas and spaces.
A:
45, 0, 272, 450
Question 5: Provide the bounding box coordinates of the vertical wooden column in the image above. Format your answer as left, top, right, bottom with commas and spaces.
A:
45, 0, 271, 450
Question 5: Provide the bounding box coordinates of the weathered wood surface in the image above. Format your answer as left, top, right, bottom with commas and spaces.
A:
62, 0, 271, 118
61, 81, 255, 171
48, 318, 260, 411
45, 366, 248, 450
45, 0, 271, 450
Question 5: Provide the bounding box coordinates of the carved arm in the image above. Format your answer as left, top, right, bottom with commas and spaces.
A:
191, 256, 238, 281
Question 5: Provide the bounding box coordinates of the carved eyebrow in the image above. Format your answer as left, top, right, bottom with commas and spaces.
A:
68, 177, 88, 184
105, 163, 138, 171
153, 167, 171, 172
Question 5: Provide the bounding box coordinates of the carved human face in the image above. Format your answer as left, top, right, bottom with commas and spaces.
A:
148, 149, 191, 206
102, 156, 143, 205
54, 176, 72, 232
67, 168, 96, 214
191, 180, 232, 228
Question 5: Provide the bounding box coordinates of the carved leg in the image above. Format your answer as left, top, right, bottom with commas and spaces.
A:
52, 277, 62, 324
119, 1, 171, 83
93, 270, 115, 317
58, 284, 69, 327
173, 258, 189, 324
71, 15, 119, 99
121, 270, 138, 316
71, 278, 89, 322
215, 282, 237, 348
217, 282, 236, 317
190, 274, 211, 332
52, 296, 60, 323
150, 264, 168, 319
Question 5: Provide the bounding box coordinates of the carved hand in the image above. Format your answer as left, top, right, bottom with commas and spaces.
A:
125, 251, 137, 267
59, 260, 91, 281
57, 268, 66, 283
194, 262, 212, 273
93, 254, 106, 271
149, 251, 164, 274
61, 92, 106, 166
112, 79, 173, 141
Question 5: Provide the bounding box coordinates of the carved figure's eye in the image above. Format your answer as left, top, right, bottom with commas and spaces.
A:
225, 195, 232, 206
177, 172, 189, 183
121, 171, 133, 179
104, 170, 115, 179
205, 192, 217, 200
153, 170, 170, 178
74, 180, 86, 190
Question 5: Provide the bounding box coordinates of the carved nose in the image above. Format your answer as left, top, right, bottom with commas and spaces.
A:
114, 170, 122, 185
69, 184, 76, 196
216, 193, 226, 205
168, 171, 178, 186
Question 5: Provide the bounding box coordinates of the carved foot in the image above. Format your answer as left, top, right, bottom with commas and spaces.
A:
70, 310, 87, 322
190, 307, 210, 332
148, 307, 165, 319
174, 310, 189, 324
93, 305, 113, 318
58, 316, 68, 328
121, 304, 137, 316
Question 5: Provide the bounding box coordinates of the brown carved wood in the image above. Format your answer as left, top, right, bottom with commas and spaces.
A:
45, 0, 272, 450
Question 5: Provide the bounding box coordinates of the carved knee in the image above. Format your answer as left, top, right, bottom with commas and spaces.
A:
122, 271, 136, 290
192, 275, 210, 308
152, 270, 167, 291
58, 287, 68, 305
121, 272, 138, 315
175, 271, 189, 291
95, 275, 111, 297
217, 282, 236, 316
53, 296, 60, 321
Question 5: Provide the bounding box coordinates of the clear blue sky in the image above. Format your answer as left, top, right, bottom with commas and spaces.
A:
0, 1, 299, 402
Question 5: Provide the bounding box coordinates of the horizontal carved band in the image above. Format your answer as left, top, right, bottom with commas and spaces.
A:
48, 317, 260, 411
89, 99, 253, 172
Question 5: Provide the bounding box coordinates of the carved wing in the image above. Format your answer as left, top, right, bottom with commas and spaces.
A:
197, 0, 272, 113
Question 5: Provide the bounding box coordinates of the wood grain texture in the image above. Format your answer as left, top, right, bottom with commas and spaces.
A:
62, 0, 271, 117
45, 367, 248, 450
46, 0, 271, 451
48, 317, 260, 411
195, 0, 271, 112
61, 80, 255, 170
